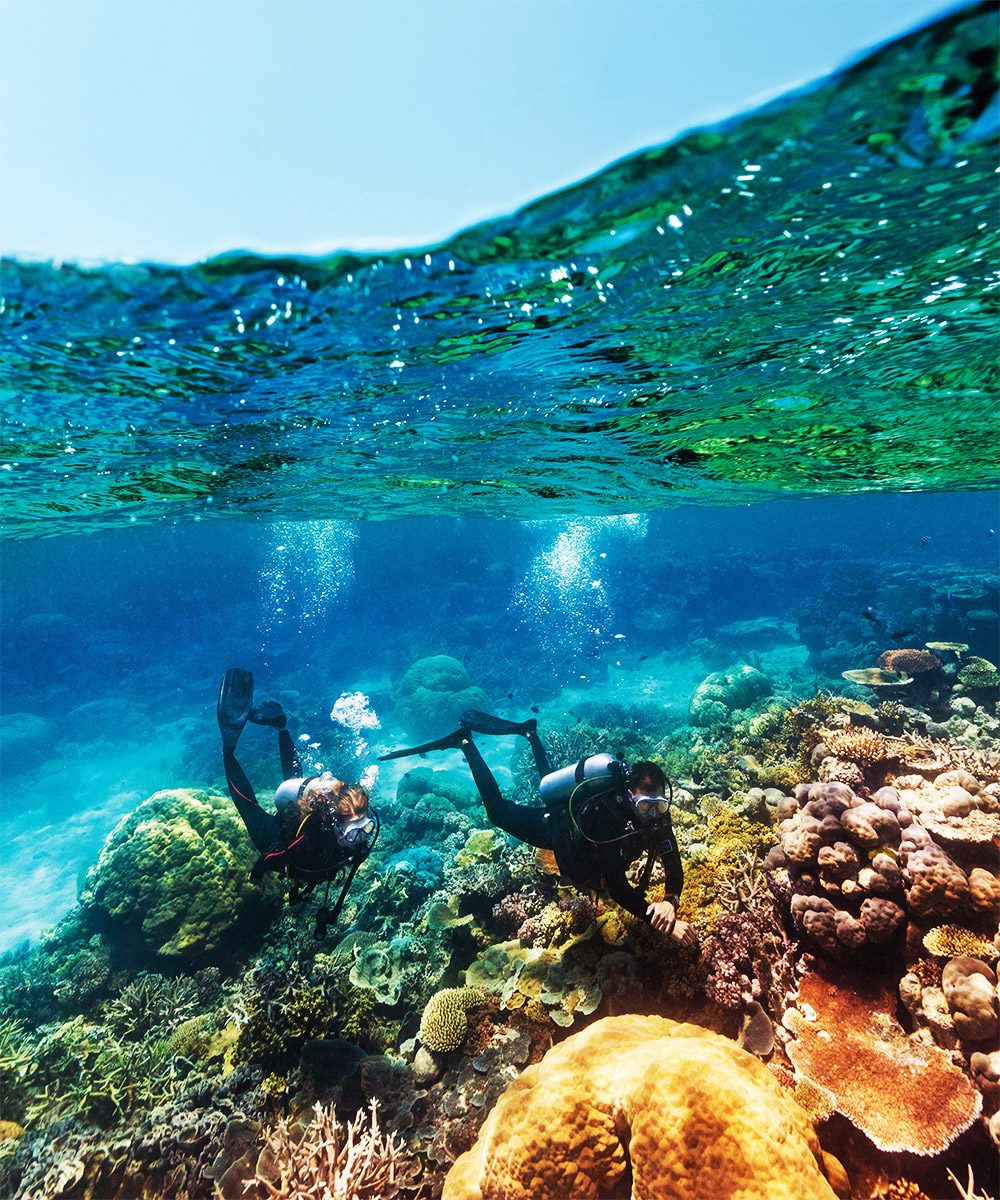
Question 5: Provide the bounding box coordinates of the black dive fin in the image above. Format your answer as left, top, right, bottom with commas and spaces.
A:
218, 668, 254, 751
378, 727, 468, 761
459, 709, 536, 736
249, 700, 286, 728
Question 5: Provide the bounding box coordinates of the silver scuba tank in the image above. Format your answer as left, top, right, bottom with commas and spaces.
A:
539, 752, 623, 807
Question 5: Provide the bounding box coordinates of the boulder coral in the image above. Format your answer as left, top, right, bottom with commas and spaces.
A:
941, 956, 999, 1042
786, 965, 981, 1154
393, 655, 488, 738
442, 1014, 841, 1200
689, 664, 771, 728
80, 789, 279, 960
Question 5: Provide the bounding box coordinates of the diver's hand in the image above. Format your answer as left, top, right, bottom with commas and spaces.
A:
669, 919, 698, 950
646, 899, 678, 934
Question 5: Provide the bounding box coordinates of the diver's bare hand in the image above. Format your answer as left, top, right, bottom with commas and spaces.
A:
646, 900, 678, 934
669, 919, 697, 950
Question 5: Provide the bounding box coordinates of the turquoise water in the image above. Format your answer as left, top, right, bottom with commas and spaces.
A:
1, 3, 997, 538
0, 6, 998, 1199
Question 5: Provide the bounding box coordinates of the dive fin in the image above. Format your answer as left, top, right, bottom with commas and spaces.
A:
378, 727, 468, 761
218, 667, 254, 751
459, 709, 536, 736
249, 700, 286, 728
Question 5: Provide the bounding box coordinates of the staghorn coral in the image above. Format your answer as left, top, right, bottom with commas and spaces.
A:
103, 973, 201, 1041
786, 964, 981, 1154
443, 1014, 841, 1200
419, 988, 488, 1053
877, 649, 942, 676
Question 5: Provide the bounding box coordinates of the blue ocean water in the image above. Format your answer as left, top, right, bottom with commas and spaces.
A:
0, 7, 999, 1198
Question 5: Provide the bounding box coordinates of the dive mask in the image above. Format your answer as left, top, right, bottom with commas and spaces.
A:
336, 813, 377, 851
631, 793, 670, 819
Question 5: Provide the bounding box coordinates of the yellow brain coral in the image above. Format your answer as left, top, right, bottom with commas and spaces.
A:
443, 1014, 841, 1200
418, 987, 486, 1052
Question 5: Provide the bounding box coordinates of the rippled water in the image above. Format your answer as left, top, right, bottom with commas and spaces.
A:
1, 3, 997, 538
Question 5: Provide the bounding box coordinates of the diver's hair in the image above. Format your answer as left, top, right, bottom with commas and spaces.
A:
628, 760, 667, 793
298, 777, 370, 826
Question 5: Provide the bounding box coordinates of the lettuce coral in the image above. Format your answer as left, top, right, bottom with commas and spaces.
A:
80, 789, 279, 960
443, 1014, 841, 1200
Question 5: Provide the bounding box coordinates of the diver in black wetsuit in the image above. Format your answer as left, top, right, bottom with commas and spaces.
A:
381, 711, 694, 947
218, 668, 379, 938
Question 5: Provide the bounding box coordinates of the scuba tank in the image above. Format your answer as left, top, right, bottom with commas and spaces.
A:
539, 753, 626, 807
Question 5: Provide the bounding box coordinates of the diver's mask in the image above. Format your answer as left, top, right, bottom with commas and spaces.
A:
630, 793, 671, 823
336, 812, 378, 852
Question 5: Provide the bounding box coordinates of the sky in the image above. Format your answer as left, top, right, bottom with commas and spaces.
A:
1, 0, 960, 265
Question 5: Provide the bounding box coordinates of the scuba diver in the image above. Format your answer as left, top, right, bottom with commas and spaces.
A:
217, 668, 379, 939
381, 711, 695, 948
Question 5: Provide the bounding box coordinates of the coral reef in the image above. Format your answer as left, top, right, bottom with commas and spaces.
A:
443, 1014, 841, 1200
689, 664, 772, 728
80, 790, 280, 961
393, 656, 488, 738
785, 964, 981, 1154
245, 1101, 421, 1199
419, 988, 487, 1053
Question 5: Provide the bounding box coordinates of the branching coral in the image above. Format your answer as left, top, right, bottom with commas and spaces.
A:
786, 964, 981, 1154
104, 973, 201, 1041
252, 1102, 408, 1200
823, 729, 889, 766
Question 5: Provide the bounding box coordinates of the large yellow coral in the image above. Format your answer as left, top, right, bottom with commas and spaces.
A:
823, 728, 888, 765
443, 1015, 841, 1200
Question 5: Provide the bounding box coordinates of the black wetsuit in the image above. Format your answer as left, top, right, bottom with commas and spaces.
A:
460, 731, 683, 922
222, 722, 361, 883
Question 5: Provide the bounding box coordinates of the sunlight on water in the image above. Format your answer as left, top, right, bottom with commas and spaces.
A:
260, 519, 358, 637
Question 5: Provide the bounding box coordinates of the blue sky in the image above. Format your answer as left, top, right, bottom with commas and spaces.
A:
1, 0, 958, 264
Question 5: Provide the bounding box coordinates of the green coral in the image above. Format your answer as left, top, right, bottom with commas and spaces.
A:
234, 984, 336, 1075
103, 972, 201, 1040
393, 654, 488, 737
455, 828, 507, 867
80, 789, 280, 960
349, 937, 408, 1005
958, 656, 1000, 689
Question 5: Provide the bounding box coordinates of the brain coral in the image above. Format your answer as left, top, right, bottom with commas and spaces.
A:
443, 1014, 841, 1200
419, 987, 487, 1052
689, 664, 772, 727
394, 655, 488, 738
80, 789, 279, 959
786, 964, 981, 1154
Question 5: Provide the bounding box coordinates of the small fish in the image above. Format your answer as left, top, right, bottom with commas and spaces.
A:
613, 633, 626, 640
890, 627, 915, 640
861, 609, 883, 625
505, 692, 513, 699
989, 528, 996, 538
921, 535, 931, 546
639, 654, 649, 661
530, 705, 540, 713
